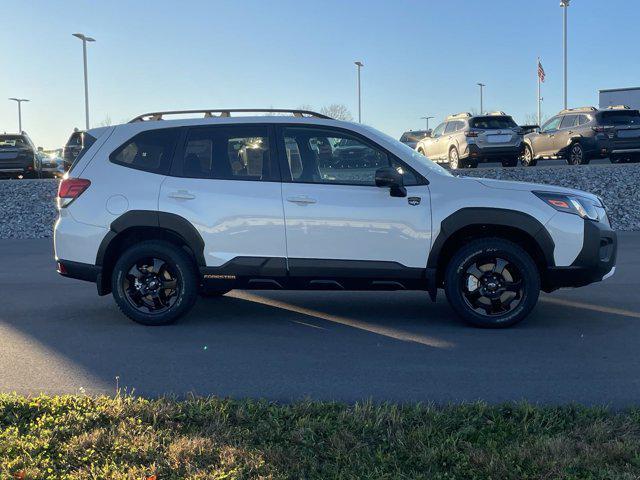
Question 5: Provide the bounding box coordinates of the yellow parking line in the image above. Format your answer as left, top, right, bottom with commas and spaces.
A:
541, 296, 640, 319
229, 291, 455, 349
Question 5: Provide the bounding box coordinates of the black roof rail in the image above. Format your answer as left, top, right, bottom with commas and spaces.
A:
128, 108, 331, 123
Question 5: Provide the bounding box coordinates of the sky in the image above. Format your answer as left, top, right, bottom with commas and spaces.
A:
1, 0, 639, 148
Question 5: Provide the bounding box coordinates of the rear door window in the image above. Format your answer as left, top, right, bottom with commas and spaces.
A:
110, 128, 179, 175
179, 125, 277, 181
560, 115, 578, 129
444, 122, 457, 134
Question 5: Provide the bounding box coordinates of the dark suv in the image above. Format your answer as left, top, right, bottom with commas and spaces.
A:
0, 133, 39, 178
522, 106, 640, 166
62, 130, 84, 171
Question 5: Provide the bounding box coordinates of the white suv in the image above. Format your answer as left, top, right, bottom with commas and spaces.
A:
54, 109, 617, 328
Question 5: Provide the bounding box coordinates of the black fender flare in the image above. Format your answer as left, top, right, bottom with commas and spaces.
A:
426, 207, 556, 270
95, 210, 206, 267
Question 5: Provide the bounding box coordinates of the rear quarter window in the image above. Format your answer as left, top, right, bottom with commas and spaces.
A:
109, 128, 179, 174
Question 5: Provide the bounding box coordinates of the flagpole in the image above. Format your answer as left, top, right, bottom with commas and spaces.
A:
537, 57, 541, 127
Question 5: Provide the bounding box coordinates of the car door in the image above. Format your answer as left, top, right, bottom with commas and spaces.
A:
159, 124, 287, 271
534, 116, 562, 156
423, 122, 446, 161
277, 125, 432, 278
556, 114, 578, 155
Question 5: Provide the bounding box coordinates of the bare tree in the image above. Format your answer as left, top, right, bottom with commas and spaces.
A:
320, 104, 353, 121
98, 114, 112, 127
521, 112, 548, 126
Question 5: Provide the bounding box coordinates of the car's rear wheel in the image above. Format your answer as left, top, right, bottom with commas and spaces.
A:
112, 240, 198, 326
449, 147, 460, 169
520, 144, 537, 166
444, 238, 540, 328
568, 142, 588, 165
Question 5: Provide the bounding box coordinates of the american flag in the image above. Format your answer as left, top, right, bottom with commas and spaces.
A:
538, 60, 545, 82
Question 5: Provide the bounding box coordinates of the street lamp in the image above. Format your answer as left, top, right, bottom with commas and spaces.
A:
560, 0, 570, 109
477, 83, 485, 114
354, 61, 364, 123
420, 116, 434, 131
72, 33, 96, 130
8, 98, 29, 132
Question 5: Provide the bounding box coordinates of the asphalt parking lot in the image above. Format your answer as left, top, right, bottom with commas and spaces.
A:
1, 234, 638, 407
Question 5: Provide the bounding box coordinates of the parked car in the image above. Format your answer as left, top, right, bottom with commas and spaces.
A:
416, 112, 524, 168
62, 130, 83, 171
39, 152, 66, 178
399, 130, 430, 149
0, 132, 40, 179
522, 106, 640, 166
54, 108, 616, 328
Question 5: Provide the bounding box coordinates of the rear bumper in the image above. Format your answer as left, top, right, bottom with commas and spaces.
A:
57, 259, 101, 283
463, 143, 524, 160
543, 220, 617, 291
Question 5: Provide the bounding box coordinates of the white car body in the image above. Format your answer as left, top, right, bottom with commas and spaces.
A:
54, 111, 617, 327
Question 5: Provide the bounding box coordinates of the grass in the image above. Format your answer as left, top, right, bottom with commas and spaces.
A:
1, 395, 640, 479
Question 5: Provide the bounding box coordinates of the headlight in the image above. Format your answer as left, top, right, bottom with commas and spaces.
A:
533, 191, 606, 222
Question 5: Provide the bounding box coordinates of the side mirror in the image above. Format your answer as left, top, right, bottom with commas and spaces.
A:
375, 167, 407, 198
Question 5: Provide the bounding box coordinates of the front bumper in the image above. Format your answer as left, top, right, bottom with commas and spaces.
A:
463, 143, 525, 161
544, 219, 617, 291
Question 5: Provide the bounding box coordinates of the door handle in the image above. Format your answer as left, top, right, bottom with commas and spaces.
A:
286, 195, 317, 205
568, 130, 574, 134
168, 190, 196, 200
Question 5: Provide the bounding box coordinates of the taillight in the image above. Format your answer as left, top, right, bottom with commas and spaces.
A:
592, 126, 607, 133
465, 130, 479, 138
57, 178, 91, 207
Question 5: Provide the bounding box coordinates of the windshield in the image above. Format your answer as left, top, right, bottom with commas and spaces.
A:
600, 111, 640, 126
470, 116, 517, 129
360, 125, 452, 177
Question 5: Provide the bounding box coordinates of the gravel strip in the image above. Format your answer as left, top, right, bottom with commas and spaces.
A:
0, 179, 59, 239
0, 163, 638, 239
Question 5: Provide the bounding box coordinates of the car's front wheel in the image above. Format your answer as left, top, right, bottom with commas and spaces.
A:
444, 238, 540, 328
112, 240, 198, 325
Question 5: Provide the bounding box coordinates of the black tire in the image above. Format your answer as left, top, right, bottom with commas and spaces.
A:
567, 142, 588, 165
444, 238, 540, 328
501, 157, 518, 167
111, 240, 198, 326
610, 154, 621, 164
520, 144, 537, 166
199, 288, 232, 298
449, 147, 460, 169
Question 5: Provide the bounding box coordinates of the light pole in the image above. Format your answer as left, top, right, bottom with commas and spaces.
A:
73, 33, 96, 130
560, 0, 570, 109
8, 98, 29, 132
420, 116, 434, 131
477, 83, 485, 114
354, 61, 364, 123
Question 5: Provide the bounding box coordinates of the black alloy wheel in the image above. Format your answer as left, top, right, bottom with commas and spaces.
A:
123, 257, 180, 314
112, 240, 198, 325
444, 238, 540, 328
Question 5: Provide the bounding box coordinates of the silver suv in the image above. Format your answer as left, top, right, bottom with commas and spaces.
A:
416, 112, 524, 169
